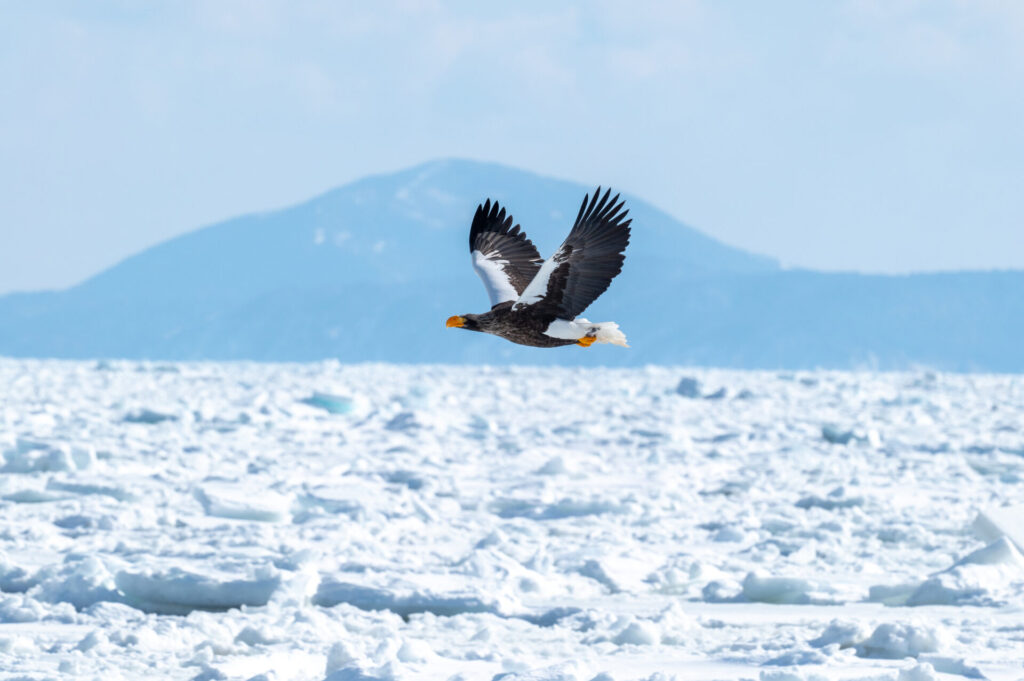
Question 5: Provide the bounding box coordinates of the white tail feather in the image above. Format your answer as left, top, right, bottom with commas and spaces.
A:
593, 321, 629, 347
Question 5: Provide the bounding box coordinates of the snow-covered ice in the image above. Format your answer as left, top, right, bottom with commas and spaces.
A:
0, 359, 1022, 680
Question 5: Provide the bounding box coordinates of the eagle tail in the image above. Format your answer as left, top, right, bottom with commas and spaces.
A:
591, 321, 629, 347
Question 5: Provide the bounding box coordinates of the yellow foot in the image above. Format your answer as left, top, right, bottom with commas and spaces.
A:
576, 336, 596, 347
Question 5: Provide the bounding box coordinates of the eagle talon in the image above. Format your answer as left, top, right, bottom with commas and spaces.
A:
576, 336, 596, 347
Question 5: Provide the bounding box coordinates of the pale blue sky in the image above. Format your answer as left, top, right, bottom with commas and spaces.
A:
1, 1, 1022, 294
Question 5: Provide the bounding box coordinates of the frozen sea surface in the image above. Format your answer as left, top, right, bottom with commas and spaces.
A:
0, 359, 1022, 681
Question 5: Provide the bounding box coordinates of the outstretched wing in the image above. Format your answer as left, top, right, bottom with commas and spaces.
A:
515, 187, 631, 319
469, 199, 543, 307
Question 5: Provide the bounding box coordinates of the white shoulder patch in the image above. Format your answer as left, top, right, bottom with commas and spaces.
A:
472, 250, 518, 307
515, 254, 561, 309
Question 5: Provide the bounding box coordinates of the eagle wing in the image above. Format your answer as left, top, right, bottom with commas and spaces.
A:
469, 199, 544, 308
515, 187, 631, 319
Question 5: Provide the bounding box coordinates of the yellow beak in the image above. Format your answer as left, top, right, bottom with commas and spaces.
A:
446, 315, 466, 328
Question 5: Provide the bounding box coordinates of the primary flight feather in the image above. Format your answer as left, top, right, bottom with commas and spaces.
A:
446, 187, 631, 348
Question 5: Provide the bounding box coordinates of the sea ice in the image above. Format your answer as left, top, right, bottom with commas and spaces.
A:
0, 360, 1020, 679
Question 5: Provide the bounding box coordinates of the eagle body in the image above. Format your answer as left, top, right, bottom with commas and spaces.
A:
447, 187, 631, 349
454, 303, 577, 348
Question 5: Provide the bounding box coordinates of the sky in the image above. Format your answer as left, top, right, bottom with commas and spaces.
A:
1, 0, 1022, 295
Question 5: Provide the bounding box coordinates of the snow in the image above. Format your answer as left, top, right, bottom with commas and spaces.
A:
0, 359, 1022, 679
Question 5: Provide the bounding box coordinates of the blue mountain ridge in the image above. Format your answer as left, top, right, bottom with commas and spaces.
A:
1, 159, 1021, 371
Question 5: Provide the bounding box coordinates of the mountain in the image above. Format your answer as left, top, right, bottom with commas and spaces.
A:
1, 159, 1021, 371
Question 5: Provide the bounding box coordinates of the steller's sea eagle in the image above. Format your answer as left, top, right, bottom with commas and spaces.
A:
446, 187, 631, 348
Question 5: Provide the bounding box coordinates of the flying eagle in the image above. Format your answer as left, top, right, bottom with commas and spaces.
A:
446, 187, 631, 348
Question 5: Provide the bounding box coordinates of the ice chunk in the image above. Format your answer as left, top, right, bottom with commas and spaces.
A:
488, 496, 627, 520
762, 648, 828, 666
1, 440, 92, 473
324, 668, 387, 681
821, 425, 880, 447
0, 558, 34, 593
760, 671, 829, 681
701, 579, 742, 602
741, 572, 836, 605
300, 392, 356, 415
973, 504, 1024, 552
3, 487, 74, 503
0, 594, 46, 623
235, 625, 280, 647
46, 478, 137, 502
952, 535, 1024, 568
906, 576, 989, 606
0, 635, 35, 655
675, 377, 702, 398
866, 583, 918, 606
193, 666, 229, 681
796, 486, 864, 510
611, 620, 659, 645
535, 456, 568, 475
809, 619, 868, 649
312, 579, 503, 618
896, 663, 938, 681
395, 639, 432, 662
493, 662, 585, 681
123, 408, 178, 424
325, 641, 361, 675
296, 483, 371, 520
901, 537, 1024, 606
55, 513, 115, 530
195, 484, 292, 523
917, 655, 984, 679
76, 629, 109, 653
383, 469, 427, 490
821, 425, 854, 445
116, 565, 281, 615
385, 411, 422, 431
577, 554, 655, 594
856, 622, 945, 659
31, 556, 120, 610
711, 526, 746, 542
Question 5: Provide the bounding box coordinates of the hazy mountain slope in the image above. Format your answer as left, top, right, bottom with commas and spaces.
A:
1, 159, 1021, 371
71, 159, 776, 303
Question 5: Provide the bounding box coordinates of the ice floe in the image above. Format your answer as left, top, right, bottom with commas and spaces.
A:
0, 360, 1021, 679
116, 565, 282, 615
